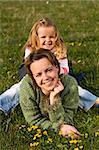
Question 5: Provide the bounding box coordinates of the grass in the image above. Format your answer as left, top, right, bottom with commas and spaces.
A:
0, 0, 99, 149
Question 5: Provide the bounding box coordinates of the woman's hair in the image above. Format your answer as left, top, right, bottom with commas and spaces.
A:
23, 17, 67, 59
25, 48, 60, 85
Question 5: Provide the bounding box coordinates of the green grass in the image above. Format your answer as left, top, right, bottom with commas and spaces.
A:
0, 0, 99, 149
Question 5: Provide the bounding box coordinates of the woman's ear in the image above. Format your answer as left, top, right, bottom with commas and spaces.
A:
55, 66, 59, 74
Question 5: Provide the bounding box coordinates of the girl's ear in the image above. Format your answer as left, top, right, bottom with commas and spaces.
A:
55, 36, 57, 42
36, 36, 40, 48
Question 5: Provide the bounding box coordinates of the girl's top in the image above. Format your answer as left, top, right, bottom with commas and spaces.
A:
25, 48, 69, 75
19, 74, 79, 131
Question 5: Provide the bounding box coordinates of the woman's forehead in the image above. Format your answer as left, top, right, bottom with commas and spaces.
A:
30, 58, 52, 73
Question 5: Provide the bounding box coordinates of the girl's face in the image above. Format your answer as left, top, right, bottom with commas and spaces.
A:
30, 58, 59, 95
37, 26, 57, 52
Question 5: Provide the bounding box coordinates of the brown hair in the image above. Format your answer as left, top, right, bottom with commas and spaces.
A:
25, 48, 60, 85
23, 17, 67, 60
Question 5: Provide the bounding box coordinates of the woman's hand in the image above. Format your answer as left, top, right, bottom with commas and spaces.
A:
50, 80, 64, 105
60, 124, 81, 138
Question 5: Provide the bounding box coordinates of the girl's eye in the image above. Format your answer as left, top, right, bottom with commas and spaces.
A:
50, 36, 54, 38
41, 36, 45, 38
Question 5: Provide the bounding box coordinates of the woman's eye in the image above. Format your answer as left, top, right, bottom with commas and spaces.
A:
47, 68, 53, 72
35, 73, 41, 77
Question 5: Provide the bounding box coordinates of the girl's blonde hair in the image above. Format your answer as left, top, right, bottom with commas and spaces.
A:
24, 17, 67, 59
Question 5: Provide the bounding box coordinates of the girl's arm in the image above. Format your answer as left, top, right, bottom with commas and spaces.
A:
24, 48, 31, 59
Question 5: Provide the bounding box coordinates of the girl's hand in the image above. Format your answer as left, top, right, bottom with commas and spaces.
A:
50, 80, 64, 105
60, 124, 81, 138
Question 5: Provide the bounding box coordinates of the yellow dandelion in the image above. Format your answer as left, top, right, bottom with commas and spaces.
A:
47, 140, 50, 143
35, 133, 42, 138
27, 127, 32, 132
48, 137, 53, 143
79, 145, 83, 149
21, 125, 26, 128
37, 134, 42, 138
74, 148, 79, 150
69, 42, 75, 46
30, 143, 33, 147
19, 126, 22, 129
31, 125, 38, 130
78, 43, 82, 46
32, 142, 39, 147
77, 60, 81, 63
95, 131, 99, 137
59, 130, 62, 135
84, 133, 88, 138
43, 130, 48, 135
69, 139, 78, 144
33, 135, 37, 140
37, 129, 41, 133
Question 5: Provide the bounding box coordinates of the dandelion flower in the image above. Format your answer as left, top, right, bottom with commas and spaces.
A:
37, 129, 41, 133
31, 125, 38, 130
27, 127, 32, 132
77, 60, 81, 63
84, 133, 88, 138
74, 148, 79, 150
48, 137, 53, 143
79, 145, 83, 149
69, 139, 78, 144
59, 130, 62, 135
30, 143, 33, 147
32, 142, 39, 147
95, 131, 99, 137
43, 130, 48, 135
33, 135, 37, 140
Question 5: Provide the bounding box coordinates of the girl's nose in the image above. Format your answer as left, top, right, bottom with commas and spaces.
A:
46, 37, 50, 42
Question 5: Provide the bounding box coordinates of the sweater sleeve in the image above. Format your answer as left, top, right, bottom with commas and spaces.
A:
60, 75, 79, 125
47, 97, 66, 131
19, 76, 52, 130
46, 75, 79, 130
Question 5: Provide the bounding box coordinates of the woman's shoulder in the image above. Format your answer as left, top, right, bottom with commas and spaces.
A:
20, 75, 33, 88
60, 74, 78, 86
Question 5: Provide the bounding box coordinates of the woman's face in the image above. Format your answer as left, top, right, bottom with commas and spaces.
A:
30, 57, 59, 95
37, 26, 57, 52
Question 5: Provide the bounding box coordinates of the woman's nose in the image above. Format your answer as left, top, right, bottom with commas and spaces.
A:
42, 73, 48, 80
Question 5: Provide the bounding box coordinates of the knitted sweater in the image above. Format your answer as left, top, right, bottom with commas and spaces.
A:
19, 74, 79, 132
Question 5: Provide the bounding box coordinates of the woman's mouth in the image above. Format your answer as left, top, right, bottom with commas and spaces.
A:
42, 78, 54, 85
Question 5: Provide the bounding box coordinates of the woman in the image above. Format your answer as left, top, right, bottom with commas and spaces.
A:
19, 48, 80, 138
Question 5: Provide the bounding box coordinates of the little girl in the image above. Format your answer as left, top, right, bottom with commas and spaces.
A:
0, 17, 99, 115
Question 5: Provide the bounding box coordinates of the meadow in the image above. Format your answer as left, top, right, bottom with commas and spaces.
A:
0, 0, 99, 149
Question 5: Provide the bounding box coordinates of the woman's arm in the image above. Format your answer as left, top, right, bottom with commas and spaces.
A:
19, 75, 52, 130
61, 75, 79, 124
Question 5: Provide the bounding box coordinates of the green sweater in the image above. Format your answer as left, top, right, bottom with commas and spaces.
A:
19, 74, 79, 132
